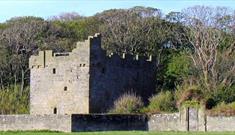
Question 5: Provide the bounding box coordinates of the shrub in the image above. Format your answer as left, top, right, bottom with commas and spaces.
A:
208, 102, 235, 116
109, 92, 143, 114
142, 91, 177, 113
209, 85, 235, 107
175, 84, 203, 108
182, 100, 200, 108
203, 85, 235, 109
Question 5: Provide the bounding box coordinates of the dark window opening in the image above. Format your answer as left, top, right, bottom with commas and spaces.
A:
54, 52, 69, 57
80, 64, 86, 67
53, 107, 57, 114
64, 86, 67, 91
53, 68, 56, 74
137, 72, 139, 78
101, 67, 105, 74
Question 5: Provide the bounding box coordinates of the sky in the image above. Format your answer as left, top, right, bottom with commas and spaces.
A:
0, 0, 235, 23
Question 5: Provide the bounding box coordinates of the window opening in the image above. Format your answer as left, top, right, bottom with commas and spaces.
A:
53, 68, 56, 74
102, 67, 105, 74
53, 107, 57, 114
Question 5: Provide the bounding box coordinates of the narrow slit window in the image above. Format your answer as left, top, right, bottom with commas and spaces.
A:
102, 67, 105, 74
53, 68, 56, 74
53, 107, 57, 114
64, 86, 67, 91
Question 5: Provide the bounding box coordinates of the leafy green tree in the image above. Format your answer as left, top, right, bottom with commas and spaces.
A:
163, 52, 192, 88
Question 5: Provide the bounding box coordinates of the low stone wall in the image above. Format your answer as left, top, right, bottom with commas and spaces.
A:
71, 114, 148, 132
0, 115, 71, 132
1, 113, 235, 132
148, 113, 186, 131
206, 116, 235, 131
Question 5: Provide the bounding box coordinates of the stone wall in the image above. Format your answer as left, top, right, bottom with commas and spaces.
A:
148, 113, 186, 131
147, 107, 205, 132
71, 114, 148, 132
89, 34, 156, 112
0, 114, 148, 132
0, 115, 71, 132
206, 116, 235, 131
0, 112, 235, 132
148, 108, 235, 132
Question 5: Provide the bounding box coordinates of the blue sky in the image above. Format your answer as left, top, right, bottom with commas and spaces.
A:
0, 0, 235, 22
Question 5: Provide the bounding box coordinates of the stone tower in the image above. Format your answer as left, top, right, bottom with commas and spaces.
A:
29, 33, 156, 114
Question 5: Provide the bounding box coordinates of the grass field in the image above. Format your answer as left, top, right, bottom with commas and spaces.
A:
1, 131, 235, 135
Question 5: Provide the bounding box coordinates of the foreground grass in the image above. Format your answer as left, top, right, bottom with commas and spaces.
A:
1, 131, 235, 135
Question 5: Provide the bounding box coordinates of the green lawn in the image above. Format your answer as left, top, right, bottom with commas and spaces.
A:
1, 131, 235, 135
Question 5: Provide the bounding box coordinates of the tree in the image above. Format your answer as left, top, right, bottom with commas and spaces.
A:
180, 6, 235, 94
166, 12, 185, 23
0, 17, 48, 94
182, 6, 234, 30
0, 41, 9, 89
96, 7, 165, 56
49, 12, 82, 22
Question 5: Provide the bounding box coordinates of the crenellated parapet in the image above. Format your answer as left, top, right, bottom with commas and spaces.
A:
108, 52, 154, 62
29, 33, 155, 69
105, 51, 155, 69
29, 50, 53, 68
29, 33, 102, 69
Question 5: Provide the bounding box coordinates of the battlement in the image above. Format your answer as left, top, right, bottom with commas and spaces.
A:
29, 33, 101, 69
75, 33, 101, 49
107, 52, 154, 62
29, 33, 155, 69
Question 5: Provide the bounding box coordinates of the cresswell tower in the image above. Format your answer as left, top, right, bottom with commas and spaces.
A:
29, 33, 156, 115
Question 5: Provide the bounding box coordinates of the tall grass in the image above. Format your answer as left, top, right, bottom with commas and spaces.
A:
0, 85, 29, 114
142, 91, 177, 113
109, 92, 143, 114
